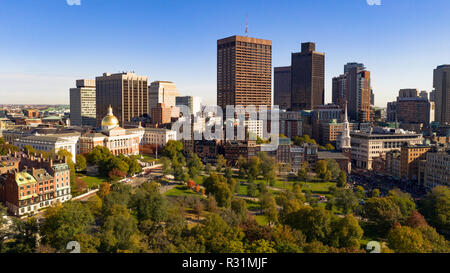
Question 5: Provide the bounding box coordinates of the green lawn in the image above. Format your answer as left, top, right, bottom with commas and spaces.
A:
300, 181, 336, 196
238, 184, 248, 195
254, 215, 269, 226
140, 155, 157, 163
192, 176, 205, 185
79, 175, 108, 189
245, 199, 260, 211
164, 185, 200, 197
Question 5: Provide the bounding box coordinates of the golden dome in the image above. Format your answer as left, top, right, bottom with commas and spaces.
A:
101, 105, 119, 128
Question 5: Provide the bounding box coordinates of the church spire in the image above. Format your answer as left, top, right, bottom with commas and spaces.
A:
339, 100, 351, 149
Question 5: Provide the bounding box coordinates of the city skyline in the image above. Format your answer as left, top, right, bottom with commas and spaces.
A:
1, 0, 450, 107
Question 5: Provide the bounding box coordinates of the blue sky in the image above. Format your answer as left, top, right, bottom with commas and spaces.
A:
0, 0, 449, 107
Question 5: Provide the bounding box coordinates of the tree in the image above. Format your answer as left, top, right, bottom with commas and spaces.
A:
329, 188, 359, 214
418, 225, 450, 253
108, 168, 127, 180
193, 198, 204, 220
337, 171, 347, 188
100, 204, 143, 253
292, 135, 317, 146
126, 156, 142, 175
247, 183, 258, 197
41, 201, 94, 251
0, 143, 19, 155
363, 197, 403, 233
405, 210, 428, 228
86, 146, 112, 165
324, 170, 333, 181
98, 182, 111, 199
23, 145, 36, 154
387, 189, 416, 221
86, 194, 103, 216
246, 239, 276, 253
247, 156, 260, 181
100, 156, 129, 176
172, 158, 185, 181
283, 206, 333, 243
315, 160, 327, 179
162, 140, 183, 158
73, 233, 100, 253
0, 204, 8, 252
187, 153, 204, 178
355, 185, 366, 200
325, 159, 341, 179
237, 156, 247, 178
297, 162, 309, 181
271, 225, 306, 253
324, 143, 335, 151
160, 156, 172, 176
257, 181, 268, 195
224, 167, 233, 180
387, 224, 431, 253
258, 152, 277, 186
418, 186, 450, 235
329, 215, 363, 249
371, 188, 381, 197
202, 173, 232, 207
206, 195, 219, 213
231, 198, 248, 222
8, 218, 39, 253
101, 184, 132, 218
191, 214, 244, 253
216, 155, 227, 172
75, 154, 87, 172
205, 163, 212, 175
260, 193, 278, 225
131, 182, 168, 223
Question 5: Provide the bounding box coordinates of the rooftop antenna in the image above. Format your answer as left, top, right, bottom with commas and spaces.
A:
245, 13, 248, 36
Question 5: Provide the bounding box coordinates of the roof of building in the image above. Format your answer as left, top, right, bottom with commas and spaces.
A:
42, 116, 62, 121
317, 151, 349, 160
15, 171, 36, 186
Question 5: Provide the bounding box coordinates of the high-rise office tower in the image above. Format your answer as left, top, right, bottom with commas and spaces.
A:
332, 63, 373, 122
217, 35, 272, 110
290, 42, 325, 111
433, 65, 450, 125
274, 66, 291, 110
148, 81, 180, 116
386, 89, 435, 126
96, 72, 148, 127
70, 79, 96, 127
176, 96, 202, 116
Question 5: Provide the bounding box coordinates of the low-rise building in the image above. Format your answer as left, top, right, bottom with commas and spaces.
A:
317, 151, 351, 173
420, 148, 450, 190
194, 140, 221, 164
14, 133, 80, 163
139, 128, 177, 155
224, 140, 259, 165
350, 127, 423, 170
400, 145, 430, 181
0, 154, 71, 216
78, 106, 142, 156
385, 150, 401, 178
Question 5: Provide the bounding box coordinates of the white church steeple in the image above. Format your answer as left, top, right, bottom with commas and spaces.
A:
339, 101, 351, 150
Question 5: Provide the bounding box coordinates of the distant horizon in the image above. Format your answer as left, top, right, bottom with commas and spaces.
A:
1, 0, 449, 108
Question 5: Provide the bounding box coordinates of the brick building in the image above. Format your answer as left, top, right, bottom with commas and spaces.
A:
0, 153, 71, 216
